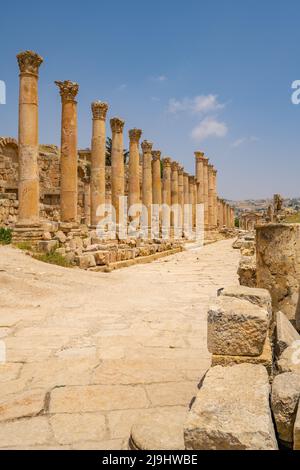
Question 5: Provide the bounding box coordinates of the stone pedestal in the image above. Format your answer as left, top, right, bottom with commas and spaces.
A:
55, 80, 79, 224
256, 224, 300, 326
110, 117, 125, 230
16, 50, 43, 228
90, 101, 108, 227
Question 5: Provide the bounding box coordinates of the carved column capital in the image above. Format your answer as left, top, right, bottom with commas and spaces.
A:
194, 151, 205, 161
162, 157, 171, 168
55, 80, 79, 102
129, 128, 142, 143
110, 117, 125, 133
141, 140, 153, 153
152, 150, 161, 161
91, 101, 109, 120
171, 161, 179, 171
17, 50, 43, 76
178, 166, 184, 175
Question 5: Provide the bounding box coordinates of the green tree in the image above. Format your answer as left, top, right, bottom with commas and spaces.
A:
105, 137, 129, 166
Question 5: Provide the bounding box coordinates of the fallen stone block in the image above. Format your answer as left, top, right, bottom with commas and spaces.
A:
238, 255, 256, 288
277, 342, 300, 375
211, 335, 273, 375
55, 230, 66, 244
271, 372, 300, 445
219, 285, 272, 317
294, 404, 300, 450
94, 251, 109, 266
207, 296, 269, 356
38, 240, 58, 254
184, 364, 278, 450
77, 254, 96, 269
276, 311, 300, 357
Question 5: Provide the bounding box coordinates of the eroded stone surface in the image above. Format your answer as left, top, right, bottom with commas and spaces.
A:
184, 364, 278, 450
219, 285, 272, 317
276, 311, 300, 357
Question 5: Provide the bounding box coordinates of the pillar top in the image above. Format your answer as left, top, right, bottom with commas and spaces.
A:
194, 151, 205, 160
203, 156, 209, 165
17, 50, 43, 76
141, 140, 153, 152
208, 163, 214, 170
110, 117, 125, 133
189, 175, 196, 184
178, 166, 184, 175
171, 161, 179, 171
183, 171, 189, 178
152, 150, 161, 161
129, 128, 142, 143
55, 80, 79, 102
91, 101, 109, 120
162, 157, 171, 167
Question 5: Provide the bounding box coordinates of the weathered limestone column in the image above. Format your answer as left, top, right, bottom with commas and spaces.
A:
152, 150, 162, 206
84, 179, 91, 226
208, 164, 215, 229
90, 101, 108, 227
178, 166, 184, 236
231, 207, 235, 227
227, 204, 231, 228
212, 167, 218, 228
110, 117, 125, 228
16, 50, 43, 226
195, 151, 205, 206
203, 156, 209, 229
223, 201, 227, 227
128, 128, 142, 213
217, 198, 222, 227
183, 172, 190, 235
55, 80, 79, 223
171, 162, 179, 230
162, 157, 171, 236
189, 176, 196, 229
141, 140, 153, 230
256, 224, 300, 327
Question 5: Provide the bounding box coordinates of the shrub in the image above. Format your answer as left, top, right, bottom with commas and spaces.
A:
16, 242, 33, 251
33, 251, 73, 267
0, 227, 12, 245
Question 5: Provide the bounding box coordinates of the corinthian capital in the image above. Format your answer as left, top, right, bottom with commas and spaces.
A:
91, 101, 108, 120
55, 80, 79, 102
194, 151, 205, 161
17, 50, 43, 76
171, 161, 178, 171
141, 140, 153, 153
178, 166, 184, 175
129, 128, 142, 143
151, 150, 161, 161
162, 157, 171, 168
110, 117, 125, 133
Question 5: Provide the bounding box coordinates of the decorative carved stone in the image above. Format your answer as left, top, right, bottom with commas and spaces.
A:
17, 50, 43, 76
151, 150, 161, 161
91, 101, 108, 120
110, 117, 125, 134
141, 140, 153, 153
194, 151, 205, 161
162, 157, 171, 167
128, 128, 142, 143
171, 162, 178, 171
55, 80, 79, 102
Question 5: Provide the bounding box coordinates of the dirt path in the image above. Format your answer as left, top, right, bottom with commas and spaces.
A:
0, 239, 240, 449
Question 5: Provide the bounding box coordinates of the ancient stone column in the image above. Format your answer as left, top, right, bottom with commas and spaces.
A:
84, 179, 91, 226
195, 152, 205, 206
203, 156, 209, 229
16, 50, 43, 226
128, 128, 142, 215
208, 164, 215, 229
256, 224, 300, 327
171, 162, 179, 230
227, 204, 231, 228
110, 117, 125, 228
217, 198, 223, 227
212, 168, 218, 228
183, 172, 190, 235
189, 176, 196, 229
55, 80, 79, 223
222, 201, 227, 227
141, 140, 153, 230
178, 166, 184, 236
162, 157, 171, 236
152, 150, 162, 206
90, 101, 108, 227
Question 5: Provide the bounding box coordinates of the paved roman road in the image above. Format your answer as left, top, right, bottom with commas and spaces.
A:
0, 239, 239, 449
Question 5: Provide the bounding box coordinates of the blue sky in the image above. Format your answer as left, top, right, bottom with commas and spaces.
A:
1, 0, 300, 200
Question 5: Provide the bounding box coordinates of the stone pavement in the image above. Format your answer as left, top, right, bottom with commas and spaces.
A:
0, 239, 239, 449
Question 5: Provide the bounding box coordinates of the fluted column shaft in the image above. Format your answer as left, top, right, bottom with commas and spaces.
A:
171, 162, 179, 229
90, 101, 108, 227
17, 51, 43, 225
208, 164, 215, 229
203, 157, 209, 229
128, 129, 142, 211
152, 151, 162, 206
213, 168, 218, 228
189, 176, 196, 228
195, 152, 205, 205
110, 117, 125, 227
162, 158, 171, 235
178, 166, 184, 235
84, 180, 91, 226
55, 80, 79, 223
142, 140, 153, 228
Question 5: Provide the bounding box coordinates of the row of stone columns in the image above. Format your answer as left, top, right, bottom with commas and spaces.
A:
16, 50, 235, 236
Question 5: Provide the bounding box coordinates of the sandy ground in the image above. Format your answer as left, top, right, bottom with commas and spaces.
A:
0, 239, 239, 449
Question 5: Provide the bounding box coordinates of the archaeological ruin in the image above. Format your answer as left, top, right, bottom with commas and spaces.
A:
1, 50, 300, 453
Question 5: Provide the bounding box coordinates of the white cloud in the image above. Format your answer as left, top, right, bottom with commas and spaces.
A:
117, 84, 127, 91
168, 94, 224, 115
231, 136, 259, 148
191, 117, 228, 142
151, 75, 167, 82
